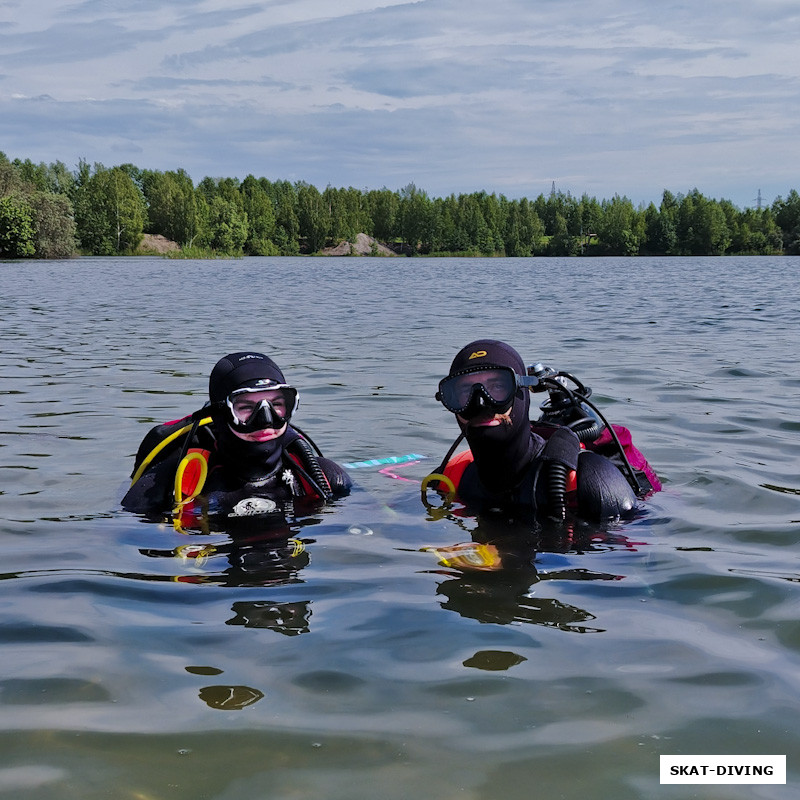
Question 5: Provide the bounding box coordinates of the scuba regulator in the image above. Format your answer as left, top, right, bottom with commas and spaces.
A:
526, 363, 605, 443
527, 362, 644, 498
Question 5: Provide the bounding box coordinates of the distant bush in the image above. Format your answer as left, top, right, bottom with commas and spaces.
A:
0, 194, 35, 258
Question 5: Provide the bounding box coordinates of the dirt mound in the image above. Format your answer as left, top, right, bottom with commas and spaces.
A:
138, 234, 180, 254
320, 233, 397, 256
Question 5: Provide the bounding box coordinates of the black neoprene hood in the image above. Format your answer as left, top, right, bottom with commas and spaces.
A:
209, 352, 288, 404
448, 339, 527, 377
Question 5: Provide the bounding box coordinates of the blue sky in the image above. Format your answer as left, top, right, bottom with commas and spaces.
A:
2, 0, 799, 208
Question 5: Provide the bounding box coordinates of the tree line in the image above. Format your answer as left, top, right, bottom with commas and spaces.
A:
2, 152, 800, 259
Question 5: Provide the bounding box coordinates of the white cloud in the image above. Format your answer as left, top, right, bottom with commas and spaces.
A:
1, 0, 799, 206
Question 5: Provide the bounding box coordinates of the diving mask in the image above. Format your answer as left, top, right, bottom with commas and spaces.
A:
436, 366, 539, 417
225, 384, 299, 433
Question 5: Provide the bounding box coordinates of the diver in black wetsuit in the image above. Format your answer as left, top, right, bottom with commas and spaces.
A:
429, 339, 657, 522
122, 351, 351, 518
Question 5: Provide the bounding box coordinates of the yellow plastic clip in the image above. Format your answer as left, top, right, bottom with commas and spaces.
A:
172, 451, 209, 515
420, 472, 456, 509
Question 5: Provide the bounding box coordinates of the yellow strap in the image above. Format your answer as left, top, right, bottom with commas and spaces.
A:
130, 416, 212, 486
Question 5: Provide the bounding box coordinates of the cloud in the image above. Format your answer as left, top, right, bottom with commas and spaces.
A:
2, 0, 800, 206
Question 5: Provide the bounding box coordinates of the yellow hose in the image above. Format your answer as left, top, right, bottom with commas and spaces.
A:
129, 416, 212, 487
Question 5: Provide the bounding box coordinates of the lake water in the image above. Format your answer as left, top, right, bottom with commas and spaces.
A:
1, 255, 798, 799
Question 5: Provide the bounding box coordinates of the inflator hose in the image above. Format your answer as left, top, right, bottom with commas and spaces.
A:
546, 460, 569, 522
288, 437, 333, 501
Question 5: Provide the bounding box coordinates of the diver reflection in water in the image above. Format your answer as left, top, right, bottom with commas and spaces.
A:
140, 514, 314, 586
141, 513, 315, 634
423, 512, 632, 629
227, 600, 311, 635
436, 571, 606, 632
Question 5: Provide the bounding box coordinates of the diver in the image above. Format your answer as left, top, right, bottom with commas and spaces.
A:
122, 351, 351, 519
424, 339, 660, 523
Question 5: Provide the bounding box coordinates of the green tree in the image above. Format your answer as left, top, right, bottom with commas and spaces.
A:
44, 160, 76, 196
29, 192, 77, 258
0, 194, 36, 257
296, 182, 329, 252
475, 191, 504, 253
241, 175, 277, 255
324, 185, 366, 245
536, 188, 582, 237
642, 201, 677, 255
772, 190, 800, 253
433, 195, 463, 252
0, 158, 23, 197
202, 196, 248, 255
73, 164, 146, 254
366, 188, 398, 243
577, 194, 603, 239
597, 194, 643, 255
142, 169, 202, 246
503, 197, 544, 256
726, 205, 782, 254
547, 212, 579, 256
398, 183, 433, 253
456, 194, 491, 253
12, 158, 50, 191
270, 181, 300, 254
676, 190, 730, 255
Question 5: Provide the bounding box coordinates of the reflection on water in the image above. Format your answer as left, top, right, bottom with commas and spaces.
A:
1, 256, 799, 799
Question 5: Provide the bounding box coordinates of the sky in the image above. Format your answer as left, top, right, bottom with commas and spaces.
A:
2, 0, 799, 208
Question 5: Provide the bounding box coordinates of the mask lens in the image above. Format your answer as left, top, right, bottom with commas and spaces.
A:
226, 386, 297, 430
439, 369, 516, 414
232, 393, 284, 422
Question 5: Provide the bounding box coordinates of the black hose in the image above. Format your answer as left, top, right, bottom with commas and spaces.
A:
434, 432, 466, 474
290, 424, 325, 456
546, 461, 568, 522
288, 437, 333, 501
540, 377, 642, 496
174, 408, 206, 466
567, 416, 605, 443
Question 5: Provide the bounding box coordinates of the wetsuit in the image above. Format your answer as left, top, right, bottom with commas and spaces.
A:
122, 351, 351, 518
442, 426, 641, 520
436, 339, 658, 522
121, 417, 351, 517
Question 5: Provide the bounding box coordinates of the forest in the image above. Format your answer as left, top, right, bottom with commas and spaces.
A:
2, 152, 800, 259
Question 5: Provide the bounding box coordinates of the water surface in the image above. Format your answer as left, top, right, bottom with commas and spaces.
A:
1, 255, 798, 799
